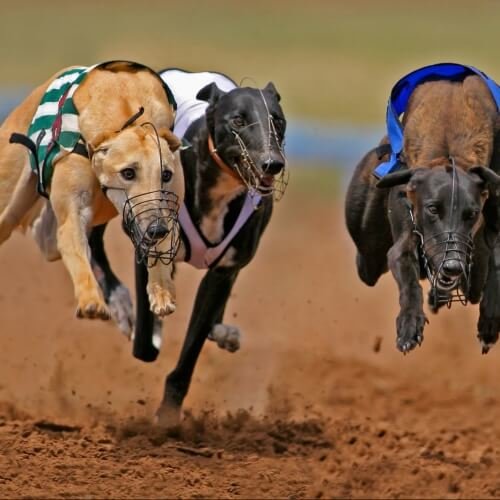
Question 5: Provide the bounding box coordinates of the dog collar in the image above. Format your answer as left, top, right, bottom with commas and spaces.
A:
207, 135, 243, 182
375, 63, 500, 179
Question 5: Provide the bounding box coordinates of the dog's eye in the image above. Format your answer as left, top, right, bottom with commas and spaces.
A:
466, 209, 480, 221
162, 170, 173, 183
95, 147, 109, 156
120, 168, 136, 181
231, 116, 245, 128
427, 205, 438, 215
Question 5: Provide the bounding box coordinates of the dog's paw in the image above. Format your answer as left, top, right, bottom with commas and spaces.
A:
208, 324, 241, 353
396, 310, 428, 354
477, 315, 500, 354
76, 294, 110, 320
108, 284, 135, 338
152, 317, 163, 350
155, 402, 181, 429
479, 339, 496, 355
148, 284, 176, 317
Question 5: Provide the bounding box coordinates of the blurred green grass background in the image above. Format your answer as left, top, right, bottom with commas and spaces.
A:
1, 0, 500, 124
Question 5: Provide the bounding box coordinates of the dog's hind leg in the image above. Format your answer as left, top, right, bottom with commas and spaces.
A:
0, 165, 39, 244
0, 85, 47, 240
89, 223, 134, 336
156, 266, 239, 427
355, 251, 389, 286
31, 201, 61, 261
347, 190, 391, 286
50, 154, 110, 320
208, 323, 241, 353
345, 148, 392, 286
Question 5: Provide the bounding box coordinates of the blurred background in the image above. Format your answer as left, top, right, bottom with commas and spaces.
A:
2, 0, 500, 174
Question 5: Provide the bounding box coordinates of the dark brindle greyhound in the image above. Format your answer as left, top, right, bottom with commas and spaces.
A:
89, 69, 287, 424
345, 64, 500, 354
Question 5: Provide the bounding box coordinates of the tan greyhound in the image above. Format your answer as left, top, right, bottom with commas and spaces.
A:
0, 61, 184, 321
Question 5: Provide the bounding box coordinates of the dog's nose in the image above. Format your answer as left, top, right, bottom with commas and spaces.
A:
442, 259, 463, 277
146, 222, 169, 240
262, 159, 284, 175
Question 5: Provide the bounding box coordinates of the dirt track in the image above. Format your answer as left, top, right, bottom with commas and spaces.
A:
1, 180, 500, 498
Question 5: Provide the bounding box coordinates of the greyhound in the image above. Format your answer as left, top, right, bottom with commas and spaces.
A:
0, 61, 184, 321
89, 69, 288, 424
345, 63, 500, 353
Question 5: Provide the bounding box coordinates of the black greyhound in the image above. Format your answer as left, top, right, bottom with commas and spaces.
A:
89, 70, 287, 424
347, 160, 500, 352
345, 74, 500, 354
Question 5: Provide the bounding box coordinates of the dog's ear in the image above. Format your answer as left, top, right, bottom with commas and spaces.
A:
197, 83, 226, 104
264, 82, 281, 102
469, 166, 500, 188
159, 128, 181, 153
376, 169, 414, 188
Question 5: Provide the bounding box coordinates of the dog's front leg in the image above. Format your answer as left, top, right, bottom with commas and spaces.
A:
156, 266, 240, 426
478, 240, 500, 353
31, 201, 61, 261
147, 257, 176, 317
50, 155, 110, 320
388, 236, 427, 353
467, 225, 492, 304
476, 194, 500, 353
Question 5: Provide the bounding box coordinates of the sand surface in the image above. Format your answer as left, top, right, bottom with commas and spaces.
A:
1, 186, 500, 498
